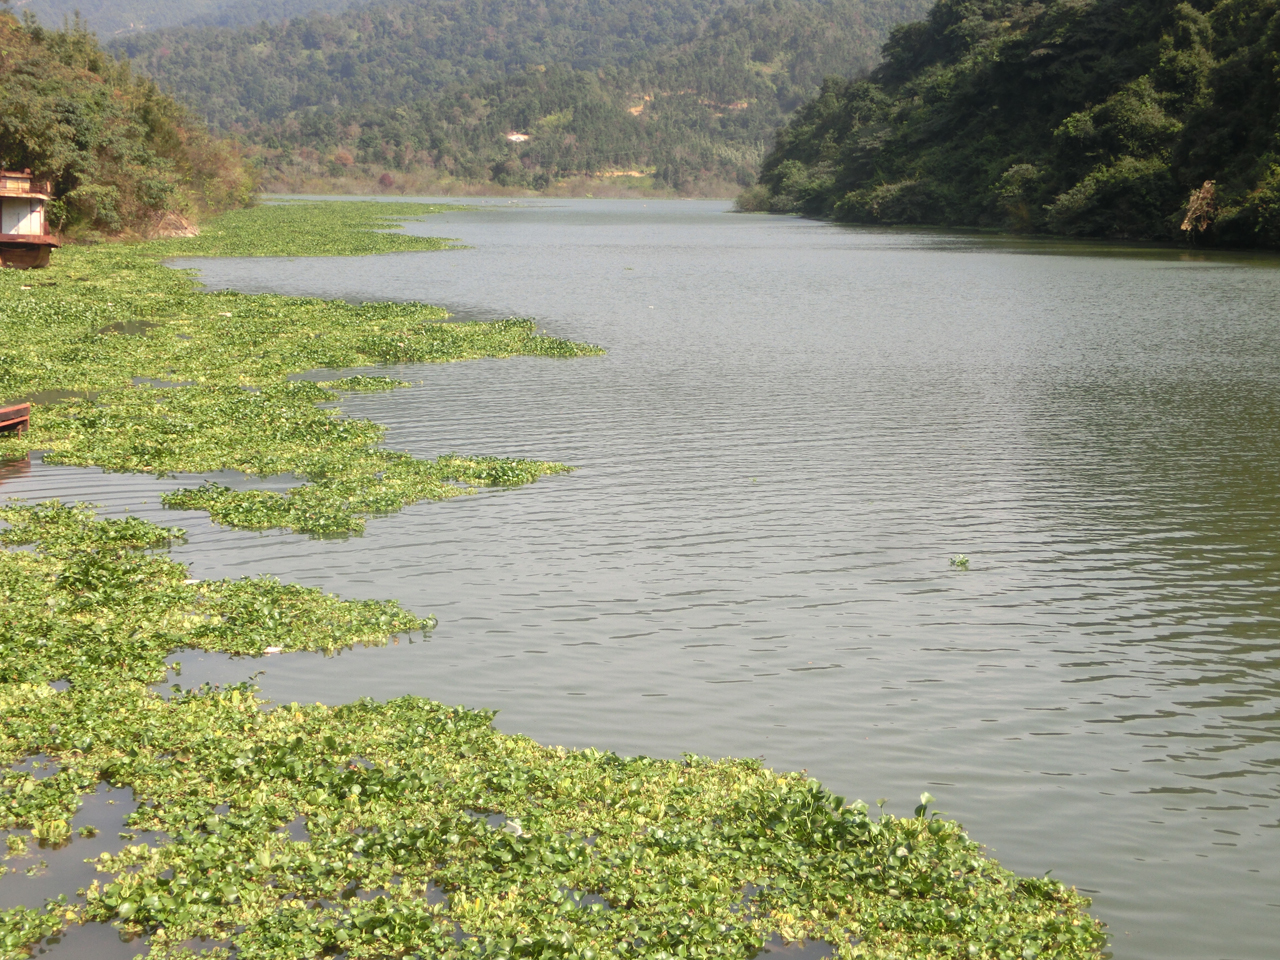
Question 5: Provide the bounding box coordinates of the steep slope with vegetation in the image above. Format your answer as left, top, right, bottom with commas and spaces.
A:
106, 0, 930, 192
0, 8, 253, 235
746, 0, 1280, 247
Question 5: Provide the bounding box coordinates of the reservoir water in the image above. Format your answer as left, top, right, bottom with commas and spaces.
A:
5, 199, 1279, 959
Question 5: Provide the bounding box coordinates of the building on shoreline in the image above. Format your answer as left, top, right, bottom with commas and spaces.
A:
0, 170, 59, 268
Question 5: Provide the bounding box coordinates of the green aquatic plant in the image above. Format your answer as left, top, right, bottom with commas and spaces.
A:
0, 903, 69, 959
0, 202, 602, 535
0, 504, 1107, 960
0, 502, 434, 686
27, 383, 571, 535
145, 201, 464, 259
0, 202, 1104, 958
949, 555, 970, 569
317, 376, 411, 392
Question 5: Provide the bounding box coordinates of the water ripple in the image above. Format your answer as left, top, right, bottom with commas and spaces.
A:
7, 200, 1280, 959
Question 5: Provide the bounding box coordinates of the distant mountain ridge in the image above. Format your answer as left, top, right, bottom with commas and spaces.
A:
12, 0, 368, 36
110, 0, 926, 125
91, 0, 927, 193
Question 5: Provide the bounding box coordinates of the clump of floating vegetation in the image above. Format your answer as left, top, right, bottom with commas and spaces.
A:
0, 201, 1106, 958
0, 505, 1106, 959
0, 201, 600, 535
317, 376, 412, 392
146, 200, 466, 259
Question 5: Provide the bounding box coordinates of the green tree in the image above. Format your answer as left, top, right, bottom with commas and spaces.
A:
751, 0, 1280, 247
0, 5, 254, 234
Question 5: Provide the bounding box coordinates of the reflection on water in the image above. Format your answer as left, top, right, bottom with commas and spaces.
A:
0, 457, 31, 484
5, 199, 1280, 959
0, 779, 164, 913
27, 923, 147, 960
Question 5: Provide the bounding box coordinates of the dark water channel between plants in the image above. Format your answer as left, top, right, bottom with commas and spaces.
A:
5, 199, 1280, 959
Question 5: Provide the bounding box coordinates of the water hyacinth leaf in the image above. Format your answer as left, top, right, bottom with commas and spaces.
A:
0, 203, 602, 537
0, 502, 1107, 957
0, 202, 1106, 958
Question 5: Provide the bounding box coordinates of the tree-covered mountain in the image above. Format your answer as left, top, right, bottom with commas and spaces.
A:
104, 0, 930, 192
13, 0, 367, 36
0, 8, 254, 235
744, 0, 1280, 247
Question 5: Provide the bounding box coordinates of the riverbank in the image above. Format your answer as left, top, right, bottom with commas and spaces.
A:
0, 202, 1106, 959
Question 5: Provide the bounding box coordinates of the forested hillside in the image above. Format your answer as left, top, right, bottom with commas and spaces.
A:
746, 0, 1280, 247
106, 0, 930, 192
13, 0, 367, 36
0, 9, 254, 235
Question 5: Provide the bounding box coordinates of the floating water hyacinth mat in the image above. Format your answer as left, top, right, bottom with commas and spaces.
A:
0, 505, 1106, 960
0, 201, 602, 535
144, 200, 466, 259
0, 203, 1105, 957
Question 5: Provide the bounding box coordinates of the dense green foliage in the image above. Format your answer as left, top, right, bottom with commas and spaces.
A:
747, 0, 1280, 246
105, 0, 930, 191
0, 507, 1107, 959
0, 201, 600, 535
0, 8, 253, 235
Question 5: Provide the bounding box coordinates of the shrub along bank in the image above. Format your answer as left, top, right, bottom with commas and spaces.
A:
0, 202, 1106, 959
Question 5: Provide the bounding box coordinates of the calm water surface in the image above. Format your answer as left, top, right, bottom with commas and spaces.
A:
6, 199, 1280, 959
